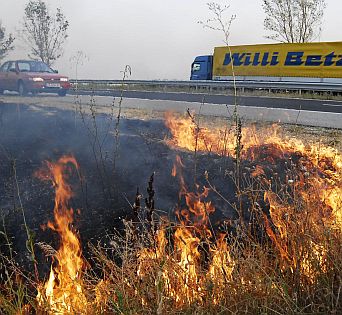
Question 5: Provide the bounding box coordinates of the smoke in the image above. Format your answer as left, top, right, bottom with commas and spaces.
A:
0, 103, 237, 270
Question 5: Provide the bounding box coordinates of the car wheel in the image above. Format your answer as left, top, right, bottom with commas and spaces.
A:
31, 90, 38, 96
58, 90, 67, 97
18, 81, 28, 96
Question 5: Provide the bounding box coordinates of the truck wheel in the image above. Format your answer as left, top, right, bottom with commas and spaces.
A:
18, 81, 28, 96
58, 90, 67, 97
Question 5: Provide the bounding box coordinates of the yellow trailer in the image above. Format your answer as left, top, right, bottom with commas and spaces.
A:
191, 42, 342, 82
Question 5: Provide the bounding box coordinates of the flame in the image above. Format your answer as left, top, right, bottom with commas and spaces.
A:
36, 156, 87, 314
165, 111, 277, 158
26, 112, 340, 312
172, 226, 202, 304
165, 112, 233, 155
135, 155, 235, 307
173, 155, 215, 237
165, 112, 341, 284
209, 233, 235, 304
165, 112, 342, 168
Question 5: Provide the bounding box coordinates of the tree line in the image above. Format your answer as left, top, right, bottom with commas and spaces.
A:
1, 0, 328, 66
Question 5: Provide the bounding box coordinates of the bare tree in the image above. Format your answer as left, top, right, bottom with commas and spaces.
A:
199, 2, 240, 159
70, 50, 88, 81
199, 2, 236, 46
262, 0, 326, 43
0, 22, 15, 61
20, 0, 69, 66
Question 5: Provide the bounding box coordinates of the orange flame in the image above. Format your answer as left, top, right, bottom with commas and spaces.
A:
36, 156, 87, 313
28, 112, 340, 311
135, 154, 236, 307
165, 112, 342, 168
173, 155, 215, 236
165, 112, 341, 283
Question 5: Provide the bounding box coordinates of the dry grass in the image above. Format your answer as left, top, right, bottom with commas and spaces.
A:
79, 217, 341, 314
0, 107, 341, 314
2, 218, 342, 314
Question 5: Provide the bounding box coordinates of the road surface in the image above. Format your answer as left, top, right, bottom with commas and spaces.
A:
1, 91, 341, 129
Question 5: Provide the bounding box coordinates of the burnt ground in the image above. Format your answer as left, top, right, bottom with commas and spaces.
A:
0, 100, 339, 280
0, 103, 239, 272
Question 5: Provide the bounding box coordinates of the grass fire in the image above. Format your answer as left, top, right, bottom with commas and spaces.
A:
0, 109, 341, 314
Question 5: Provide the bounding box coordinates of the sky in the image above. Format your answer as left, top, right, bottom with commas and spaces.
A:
1, 0, 341, 80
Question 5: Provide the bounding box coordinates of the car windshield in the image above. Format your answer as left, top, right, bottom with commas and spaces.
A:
18, 61, 54, 73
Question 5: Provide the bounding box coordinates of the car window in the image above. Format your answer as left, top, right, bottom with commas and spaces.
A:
29, 61, 54, 73
8, 62, 17, 72
18, 61, 31, 72
0, 62, 10, 72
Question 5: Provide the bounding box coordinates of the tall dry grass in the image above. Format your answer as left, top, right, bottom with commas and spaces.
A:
0, 115, 341, 315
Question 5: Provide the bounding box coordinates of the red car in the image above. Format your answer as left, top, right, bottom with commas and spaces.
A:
0, 60, 71, 96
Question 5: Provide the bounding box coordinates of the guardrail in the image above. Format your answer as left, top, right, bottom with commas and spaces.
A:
69, 79, 342, 94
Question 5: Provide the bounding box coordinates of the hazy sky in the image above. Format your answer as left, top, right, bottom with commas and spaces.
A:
1, 0, 341, 79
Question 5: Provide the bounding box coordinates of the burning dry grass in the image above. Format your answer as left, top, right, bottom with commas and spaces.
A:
1, 112, 342, 314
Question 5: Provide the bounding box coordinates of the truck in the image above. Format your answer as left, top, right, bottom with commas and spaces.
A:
190, 41, 342, 84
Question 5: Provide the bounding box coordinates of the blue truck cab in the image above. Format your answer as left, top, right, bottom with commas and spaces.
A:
190, 55, 213, 80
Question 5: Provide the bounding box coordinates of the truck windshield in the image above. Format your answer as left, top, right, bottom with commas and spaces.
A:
192, 63, 201, 71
